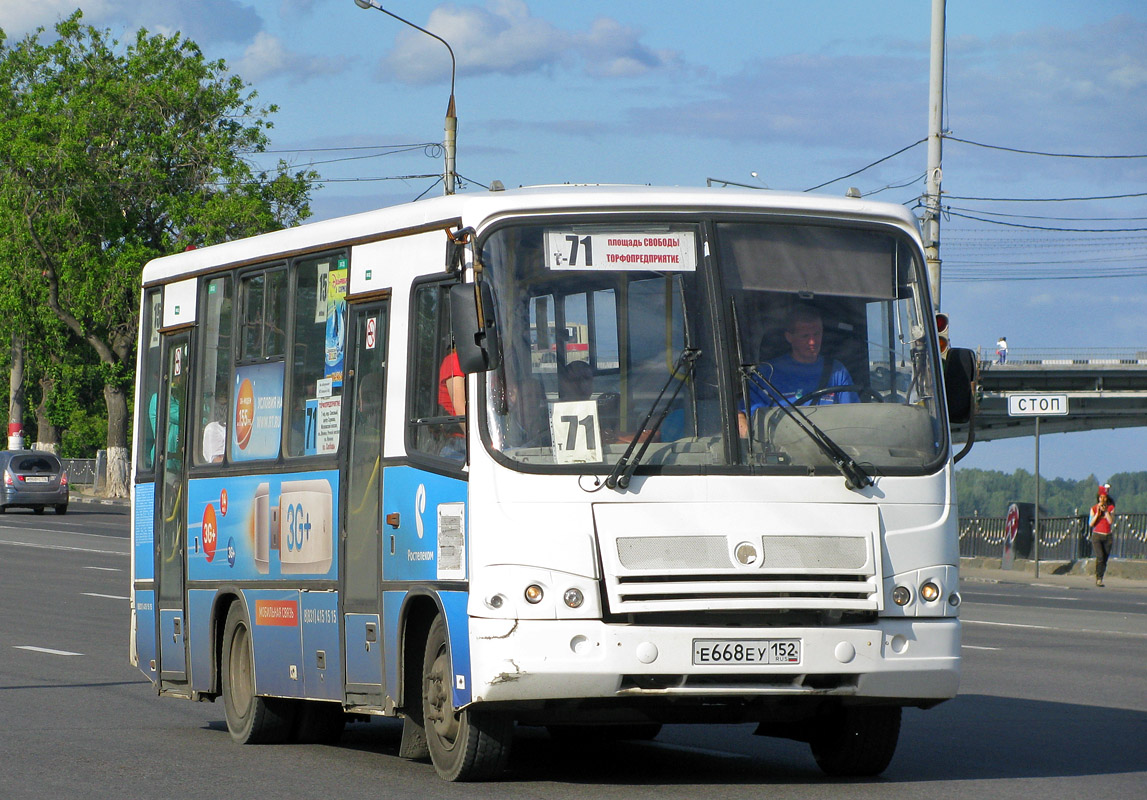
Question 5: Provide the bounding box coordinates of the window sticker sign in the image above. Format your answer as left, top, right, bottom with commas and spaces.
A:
324, 268, 348, 386
232, 362, 285, 462
550, 400, 603, 464
545, 231, 696, 272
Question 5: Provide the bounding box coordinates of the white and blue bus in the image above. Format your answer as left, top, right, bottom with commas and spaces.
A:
129, 185, 975, 781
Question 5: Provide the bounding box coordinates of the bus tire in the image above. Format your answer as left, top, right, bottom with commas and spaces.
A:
809, 705, 901, 777
291, 700, 347, 744
221, 603, 295, 744
422, 615, 512, 781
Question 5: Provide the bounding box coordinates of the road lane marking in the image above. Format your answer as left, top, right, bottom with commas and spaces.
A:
0, 539, 126, 557
15, 646, 83, 656
962, 645, 1001, 651
962, 618, 1147, 638
82, 593, 129, 600
85, 566, 121, 572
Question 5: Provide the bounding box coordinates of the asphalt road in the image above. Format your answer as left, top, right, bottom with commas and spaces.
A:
2, 503, 1145, 799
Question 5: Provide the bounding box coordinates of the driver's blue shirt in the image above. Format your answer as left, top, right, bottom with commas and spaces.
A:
745, 354, 858, 414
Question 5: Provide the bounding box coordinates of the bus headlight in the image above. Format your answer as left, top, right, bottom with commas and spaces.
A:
524, 584, 544, 604
563, 588, 584, 608
892, 585, 912, 606
919, 581, 941, 603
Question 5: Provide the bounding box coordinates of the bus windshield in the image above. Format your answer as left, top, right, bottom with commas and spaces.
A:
480, 216, 945, 477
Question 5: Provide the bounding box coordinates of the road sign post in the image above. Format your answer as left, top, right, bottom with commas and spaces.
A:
1006, 394, 1069, 578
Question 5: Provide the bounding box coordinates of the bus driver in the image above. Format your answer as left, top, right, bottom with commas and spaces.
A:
738, 305, 858, 436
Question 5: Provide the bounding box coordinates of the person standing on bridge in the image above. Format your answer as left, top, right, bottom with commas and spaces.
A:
1088, 484, 1115, 586
996, 336, 1007, 365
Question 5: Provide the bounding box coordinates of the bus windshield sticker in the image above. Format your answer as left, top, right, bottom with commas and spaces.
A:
545, 231, 697, 272
550, 400, 604, 464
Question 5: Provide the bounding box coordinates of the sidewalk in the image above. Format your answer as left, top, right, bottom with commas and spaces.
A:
69, 486, 129, 507
961, 555, 1147, 588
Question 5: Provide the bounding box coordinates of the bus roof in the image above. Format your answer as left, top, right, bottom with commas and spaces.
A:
141, 185, 922, 286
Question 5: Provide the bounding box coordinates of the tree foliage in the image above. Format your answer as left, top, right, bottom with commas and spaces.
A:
0, 12, 317, 491
955, 468, 1147, 516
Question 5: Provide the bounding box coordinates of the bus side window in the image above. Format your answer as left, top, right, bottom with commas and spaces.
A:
195, 275, 232, 465
137, 289, 163, 473
409, 282, 464, 461
287, 253, 347, 457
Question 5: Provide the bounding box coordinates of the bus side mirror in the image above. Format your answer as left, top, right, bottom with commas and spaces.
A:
450, 282, 501, 373
944, 347, 977, 425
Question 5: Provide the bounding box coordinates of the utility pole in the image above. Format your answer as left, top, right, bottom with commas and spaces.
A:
923, 0, 945, 309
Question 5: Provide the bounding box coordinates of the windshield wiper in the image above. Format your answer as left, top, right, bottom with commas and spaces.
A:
730, 298, 871, 491
743, 366, 873, 490
605, 347, 701, 491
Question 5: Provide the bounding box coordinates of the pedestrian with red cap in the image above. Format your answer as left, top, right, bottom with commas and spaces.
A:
1088, 484, 1115, 586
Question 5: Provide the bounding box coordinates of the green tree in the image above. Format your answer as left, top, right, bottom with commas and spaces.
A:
0, 12, 317, 495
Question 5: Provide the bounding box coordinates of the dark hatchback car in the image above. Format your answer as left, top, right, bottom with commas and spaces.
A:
0, 450, 69, 514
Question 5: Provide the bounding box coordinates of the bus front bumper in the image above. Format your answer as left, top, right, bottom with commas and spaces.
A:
467, 617, 959, 705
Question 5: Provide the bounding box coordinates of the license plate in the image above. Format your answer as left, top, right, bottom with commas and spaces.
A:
692, 639, 801, 665
24, 476, 50, 484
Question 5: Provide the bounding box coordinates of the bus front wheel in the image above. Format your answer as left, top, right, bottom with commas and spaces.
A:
422, 615, 512, 781
221, 603, 295, 744
809, 705, 901, 777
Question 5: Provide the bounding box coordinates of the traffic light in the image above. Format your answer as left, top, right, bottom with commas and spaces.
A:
936, 312, 950, 359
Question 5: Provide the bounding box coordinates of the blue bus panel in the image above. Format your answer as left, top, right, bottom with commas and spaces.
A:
134, 483, 155, 582
134, 589, 156, 681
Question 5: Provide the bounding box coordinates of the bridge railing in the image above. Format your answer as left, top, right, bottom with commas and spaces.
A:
978, 346, 1147, 366
959, 514, 1147, 561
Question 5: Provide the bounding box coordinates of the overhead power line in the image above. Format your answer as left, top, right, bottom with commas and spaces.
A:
945, 210, 1147, 234
945, 206, 1147, 223
803, 138, 926, 192
944, 136, 1147, 159
946, 191, 1147, 203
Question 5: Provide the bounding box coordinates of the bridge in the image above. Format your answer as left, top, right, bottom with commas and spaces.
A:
955, 347, 1147, 442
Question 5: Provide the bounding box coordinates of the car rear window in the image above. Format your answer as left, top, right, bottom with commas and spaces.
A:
12, 455, 61, 473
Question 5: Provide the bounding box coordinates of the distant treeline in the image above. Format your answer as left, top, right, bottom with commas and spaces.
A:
955, 468, 1147, 517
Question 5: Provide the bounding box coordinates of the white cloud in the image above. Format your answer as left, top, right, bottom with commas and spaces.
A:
376, 1, 679, 84
235, 31, 349, 84
0, 0, 261, 45
0, 1, 117, 35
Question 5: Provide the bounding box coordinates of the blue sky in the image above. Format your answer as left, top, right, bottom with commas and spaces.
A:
4, 1, 1146, 483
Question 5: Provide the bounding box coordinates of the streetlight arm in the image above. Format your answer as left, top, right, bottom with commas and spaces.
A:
354, 0, 455, 99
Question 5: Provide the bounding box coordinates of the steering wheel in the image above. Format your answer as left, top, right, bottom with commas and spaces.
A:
795, 384, 883, 405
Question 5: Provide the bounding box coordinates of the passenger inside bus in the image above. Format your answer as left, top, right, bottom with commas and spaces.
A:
201, 396, 227, 463
558, 359, 593, 400
503, 373, 549, 448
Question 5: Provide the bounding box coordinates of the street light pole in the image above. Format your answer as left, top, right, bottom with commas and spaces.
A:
923, 0, 945, 309
353, 0, 458, 195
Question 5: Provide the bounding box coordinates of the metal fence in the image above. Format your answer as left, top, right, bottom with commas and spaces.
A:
61, 457, 97, 486
959, 513, 1147, 561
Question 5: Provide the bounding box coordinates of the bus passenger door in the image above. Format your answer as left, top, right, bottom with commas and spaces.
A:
342, 302, 388, 707
154, 331, 191, 689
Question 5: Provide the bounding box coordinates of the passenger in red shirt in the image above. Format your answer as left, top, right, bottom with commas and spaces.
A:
438, 349, 466, 460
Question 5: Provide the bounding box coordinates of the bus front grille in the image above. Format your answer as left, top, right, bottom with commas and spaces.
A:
602, 533, 881, 614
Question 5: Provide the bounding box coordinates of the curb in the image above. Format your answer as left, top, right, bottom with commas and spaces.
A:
69, 491, 129, 508
961, 555, 1147, 582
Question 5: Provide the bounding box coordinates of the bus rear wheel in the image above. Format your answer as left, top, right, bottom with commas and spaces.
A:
809, 705, 901, 777
221, 603, 295, 744
422, 615, 512, 781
